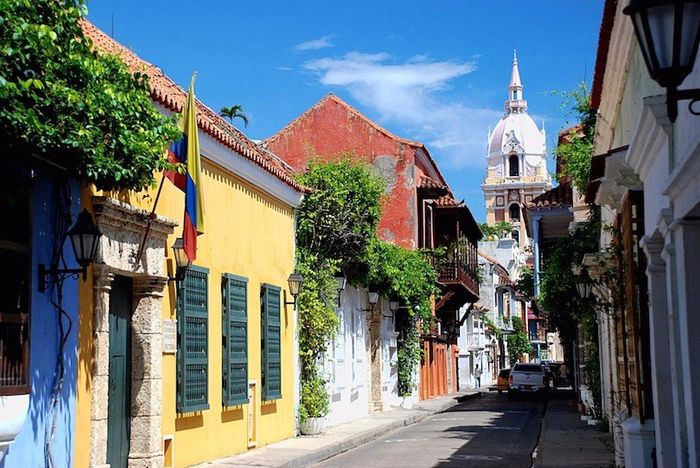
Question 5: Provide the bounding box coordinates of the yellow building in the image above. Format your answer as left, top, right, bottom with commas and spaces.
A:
74, 22, 306, 468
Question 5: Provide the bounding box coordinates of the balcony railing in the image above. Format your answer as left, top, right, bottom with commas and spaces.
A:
465, 332, 486, 350
529, 329, 547, 342
425, 242, 479, 297
495, 316, 514, 332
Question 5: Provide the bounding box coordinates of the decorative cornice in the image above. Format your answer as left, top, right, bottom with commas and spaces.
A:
92, 196, 177, 239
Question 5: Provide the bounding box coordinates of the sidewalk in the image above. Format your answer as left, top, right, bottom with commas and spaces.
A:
194, 391, 481, 468
535, 391, 614, 467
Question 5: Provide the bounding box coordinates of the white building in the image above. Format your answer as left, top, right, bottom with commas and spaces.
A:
482, 52, 552, 247
586, 1, 700, 466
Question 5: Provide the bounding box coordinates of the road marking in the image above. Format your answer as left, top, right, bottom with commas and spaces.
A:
449, 455, 504, 461
383, 438, 429, 443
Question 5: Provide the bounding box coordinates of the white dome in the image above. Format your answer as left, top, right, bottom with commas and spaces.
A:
488, 112, 545, 156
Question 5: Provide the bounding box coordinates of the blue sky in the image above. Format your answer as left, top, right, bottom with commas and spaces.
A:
87, 0, 603, 222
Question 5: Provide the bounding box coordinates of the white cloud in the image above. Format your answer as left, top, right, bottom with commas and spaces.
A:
276, 66, 293, 71
294, 35, 335, 52
303, 52, 503, 168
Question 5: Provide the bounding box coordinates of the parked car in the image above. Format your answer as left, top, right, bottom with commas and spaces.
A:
495, 368, 510, 393
508, 363, 549, 400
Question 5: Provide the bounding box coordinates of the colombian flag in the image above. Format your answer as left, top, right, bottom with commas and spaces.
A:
165, 74, 204, 262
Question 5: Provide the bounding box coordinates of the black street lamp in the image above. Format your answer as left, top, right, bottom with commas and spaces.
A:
39, 209, 102, 292
575, 267, 594, 300
624, 0, 700, 121
170, 237, 191, 284
335, 274, 347, 307
285, 271, 304, 307
363, 290, 379, 315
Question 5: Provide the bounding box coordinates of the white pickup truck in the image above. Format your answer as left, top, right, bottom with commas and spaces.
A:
508, 363, 549, 399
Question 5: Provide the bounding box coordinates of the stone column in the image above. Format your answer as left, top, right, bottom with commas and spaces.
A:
641, 234, 678, 468
671, 217, 700, 468
661, 226, 689, 467
129, 276, 168, 468
369, 303, 383, 413
90, 265, 114, 468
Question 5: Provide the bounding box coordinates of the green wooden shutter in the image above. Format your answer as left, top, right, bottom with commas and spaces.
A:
222, 274, 248, 406
261, 284, 282, 400
177, 266, 210, 413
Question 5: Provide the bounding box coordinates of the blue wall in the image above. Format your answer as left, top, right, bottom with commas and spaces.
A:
1, 174, 80, 468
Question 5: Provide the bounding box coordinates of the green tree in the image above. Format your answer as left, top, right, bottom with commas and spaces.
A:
515, 266, 535, 300
506, 316, 532, 366
0, 0, 181, 191
478, 221, 513, 240
219, 104, 249, 128
553, 82, 597, 193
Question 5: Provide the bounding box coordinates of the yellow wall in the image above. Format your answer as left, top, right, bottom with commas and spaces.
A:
75, 158, 298, 467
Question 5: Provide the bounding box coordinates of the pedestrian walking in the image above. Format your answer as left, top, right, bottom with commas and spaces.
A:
559, 362, 569, 386
474, 364, 482, 388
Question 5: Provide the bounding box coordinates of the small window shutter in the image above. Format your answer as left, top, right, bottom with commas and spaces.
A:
177, 266, 210, 413
222, 274, 248, 406
261, 284, 282, 400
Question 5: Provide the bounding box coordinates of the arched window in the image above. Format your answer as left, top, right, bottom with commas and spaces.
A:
509, 204, 520, 221
509, 154, 519, 177
512, 229, 520, 245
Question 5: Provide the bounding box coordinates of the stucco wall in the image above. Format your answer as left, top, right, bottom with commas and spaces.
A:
266, 96, 418, 249
75, 157, 298, 467
1, 175, 80, 468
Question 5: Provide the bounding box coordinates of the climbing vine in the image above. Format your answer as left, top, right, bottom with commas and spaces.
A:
363, 238, 439, 395
0, 0, 181, 191
295, 158, 441, 407
552, 82, 597, 194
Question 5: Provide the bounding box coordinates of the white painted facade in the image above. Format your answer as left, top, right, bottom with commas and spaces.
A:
591, 3, 700, 466
325, 285, 369, 427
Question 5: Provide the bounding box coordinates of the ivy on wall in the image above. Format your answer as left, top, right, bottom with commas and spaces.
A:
295, 158, 441, 410
0, 0, 181, 191
553, 82, 597, 194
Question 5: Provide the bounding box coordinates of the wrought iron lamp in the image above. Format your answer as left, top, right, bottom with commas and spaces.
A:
39, 209, 101, 292
168, 237, 191, 284
285, 271, 304, 307
383, 299, 400, 319
335, 274, 347, 307
575, 267, 594, 300
362, 290, 379, 314
624, 0, 700, 121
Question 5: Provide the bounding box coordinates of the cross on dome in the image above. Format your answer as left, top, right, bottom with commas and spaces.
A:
506, 49, 527, 114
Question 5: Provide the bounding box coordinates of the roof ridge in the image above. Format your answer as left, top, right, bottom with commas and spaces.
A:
80, 20, 308, 193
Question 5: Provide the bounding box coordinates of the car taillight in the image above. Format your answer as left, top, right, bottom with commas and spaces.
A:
509, 375, 513, 384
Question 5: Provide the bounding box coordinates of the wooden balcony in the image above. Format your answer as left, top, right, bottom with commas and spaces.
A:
425, 246, 479, 305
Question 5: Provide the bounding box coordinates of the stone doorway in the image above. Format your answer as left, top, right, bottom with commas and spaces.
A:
88, 197, 176, 468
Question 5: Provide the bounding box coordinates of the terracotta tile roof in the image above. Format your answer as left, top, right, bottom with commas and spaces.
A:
80, 20, 308, 193
433, 195, 463, 207
418, 175, 449, 192
264, 93, 451, 190
526, 181, 573, 209
590, 0, 618, 111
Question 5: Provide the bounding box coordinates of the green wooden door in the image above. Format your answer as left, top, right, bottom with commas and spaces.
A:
107, 276, 132, 468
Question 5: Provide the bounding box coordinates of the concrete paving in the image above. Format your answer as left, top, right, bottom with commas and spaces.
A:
534, 390, 614, 467
314, 391, 544, 468
194, 391, 480, 468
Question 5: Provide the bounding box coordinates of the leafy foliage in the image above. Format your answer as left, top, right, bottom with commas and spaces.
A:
506, 316, 532, 365
0, 0, 181, 191
219, 104, 248, 127
478, 221, 512, 240
539, 208, 601, 343
363, 238, 439, 395
297, 158, 384, 265
295, 250, 340, 419
553, 82, 597, 193
295, 159, 440, 400
515, 267, 534, 300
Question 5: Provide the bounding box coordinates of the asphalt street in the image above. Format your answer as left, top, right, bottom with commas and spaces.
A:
313, 391, 545, 468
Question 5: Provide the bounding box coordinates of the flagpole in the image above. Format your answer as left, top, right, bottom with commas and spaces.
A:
134, 172, 167, 267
